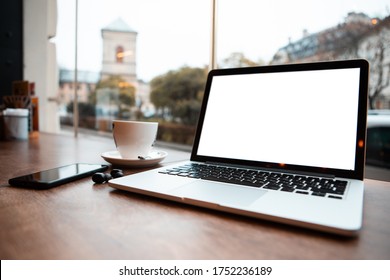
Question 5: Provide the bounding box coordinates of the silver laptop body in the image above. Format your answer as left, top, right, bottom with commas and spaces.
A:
109, 59, 369, 236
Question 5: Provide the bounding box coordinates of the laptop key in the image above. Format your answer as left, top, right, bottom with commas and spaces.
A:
311, 192, 326, 197
296, 191, 309, 195
280, 187, 295, 192
263, 183, 281, 190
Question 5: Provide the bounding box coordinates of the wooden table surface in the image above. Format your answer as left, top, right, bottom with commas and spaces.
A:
0, 132, 389, 259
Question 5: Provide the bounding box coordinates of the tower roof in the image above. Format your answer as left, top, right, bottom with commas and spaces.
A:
102, 18, 137, 33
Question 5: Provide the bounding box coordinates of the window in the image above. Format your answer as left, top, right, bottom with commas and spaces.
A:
55, 0, 390, 133
214, 0, 390, 180
51, 0, 390, 179
116, 46, 124, 63
56, 0, 210, 142
216, 0, 390, 110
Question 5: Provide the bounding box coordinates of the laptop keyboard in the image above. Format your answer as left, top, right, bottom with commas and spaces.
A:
159, 163, 348, 199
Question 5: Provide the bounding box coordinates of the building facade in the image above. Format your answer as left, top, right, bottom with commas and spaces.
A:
272, 12, 390, 109
58, 18, 153, 128
101, 18, 137, 84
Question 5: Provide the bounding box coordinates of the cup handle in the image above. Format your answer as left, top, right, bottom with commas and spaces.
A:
112, 123, 118, 148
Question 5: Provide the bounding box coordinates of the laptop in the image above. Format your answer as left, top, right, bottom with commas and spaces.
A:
109, 59, 369, 236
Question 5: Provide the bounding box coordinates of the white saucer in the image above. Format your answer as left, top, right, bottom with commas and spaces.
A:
101, 150, 167, 168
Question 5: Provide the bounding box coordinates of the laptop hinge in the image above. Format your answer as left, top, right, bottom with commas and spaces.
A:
204, 161, 336, 179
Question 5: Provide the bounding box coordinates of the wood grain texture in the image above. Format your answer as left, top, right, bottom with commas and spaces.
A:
0, 133, 389, 259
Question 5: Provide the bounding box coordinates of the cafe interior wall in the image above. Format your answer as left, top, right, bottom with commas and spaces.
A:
23, 0, 60, 133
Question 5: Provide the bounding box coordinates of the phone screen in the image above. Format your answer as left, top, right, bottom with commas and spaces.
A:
9, 163, 108, 189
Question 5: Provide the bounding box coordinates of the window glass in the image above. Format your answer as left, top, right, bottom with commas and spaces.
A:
216, 0, 390, 110
367, 126, 390, 167
56, 0, 210, 143
55, 0, 390, 179
216, 0, 390, 179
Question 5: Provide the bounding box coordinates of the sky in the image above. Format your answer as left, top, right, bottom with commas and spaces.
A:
54, 0, 389, 82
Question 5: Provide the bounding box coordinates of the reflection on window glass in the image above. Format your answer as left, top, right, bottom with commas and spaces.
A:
367, 112, 390, 170
367, 127, 389, 166
56, 0, 390, 149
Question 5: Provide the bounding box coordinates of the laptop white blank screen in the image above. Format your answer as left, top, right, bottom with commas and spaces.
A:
197, 68, 361, 171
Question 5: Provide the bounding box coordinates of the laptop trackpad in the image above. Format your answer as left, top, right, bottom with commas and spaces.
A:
171, 181, 267, 207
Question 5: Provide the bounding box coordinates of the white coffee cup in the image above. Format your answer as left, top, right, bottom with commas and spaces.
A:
112, 120, 158, 159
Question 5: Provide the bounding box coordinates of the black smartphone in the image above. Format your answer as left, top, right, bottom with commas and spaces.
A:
8, 163, 109, 189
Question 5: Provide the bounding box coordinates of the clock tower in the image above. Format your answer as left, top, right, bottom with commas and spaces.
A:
101, 18, 137, 84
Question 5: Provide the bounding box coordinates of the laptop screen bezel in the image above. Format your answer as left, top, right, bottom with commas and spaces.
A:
190, 59, 369, 180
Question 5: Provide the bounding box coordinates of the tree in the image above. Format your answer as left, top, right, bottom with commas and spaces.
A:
365, 30, 390, 109
150, 66, 207, 125
94, 75, 136, 118
67, 102, 95, 117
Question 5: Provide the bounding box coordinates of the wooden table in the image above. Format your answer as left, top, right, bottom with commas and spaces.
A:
0, 132, 389, 259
